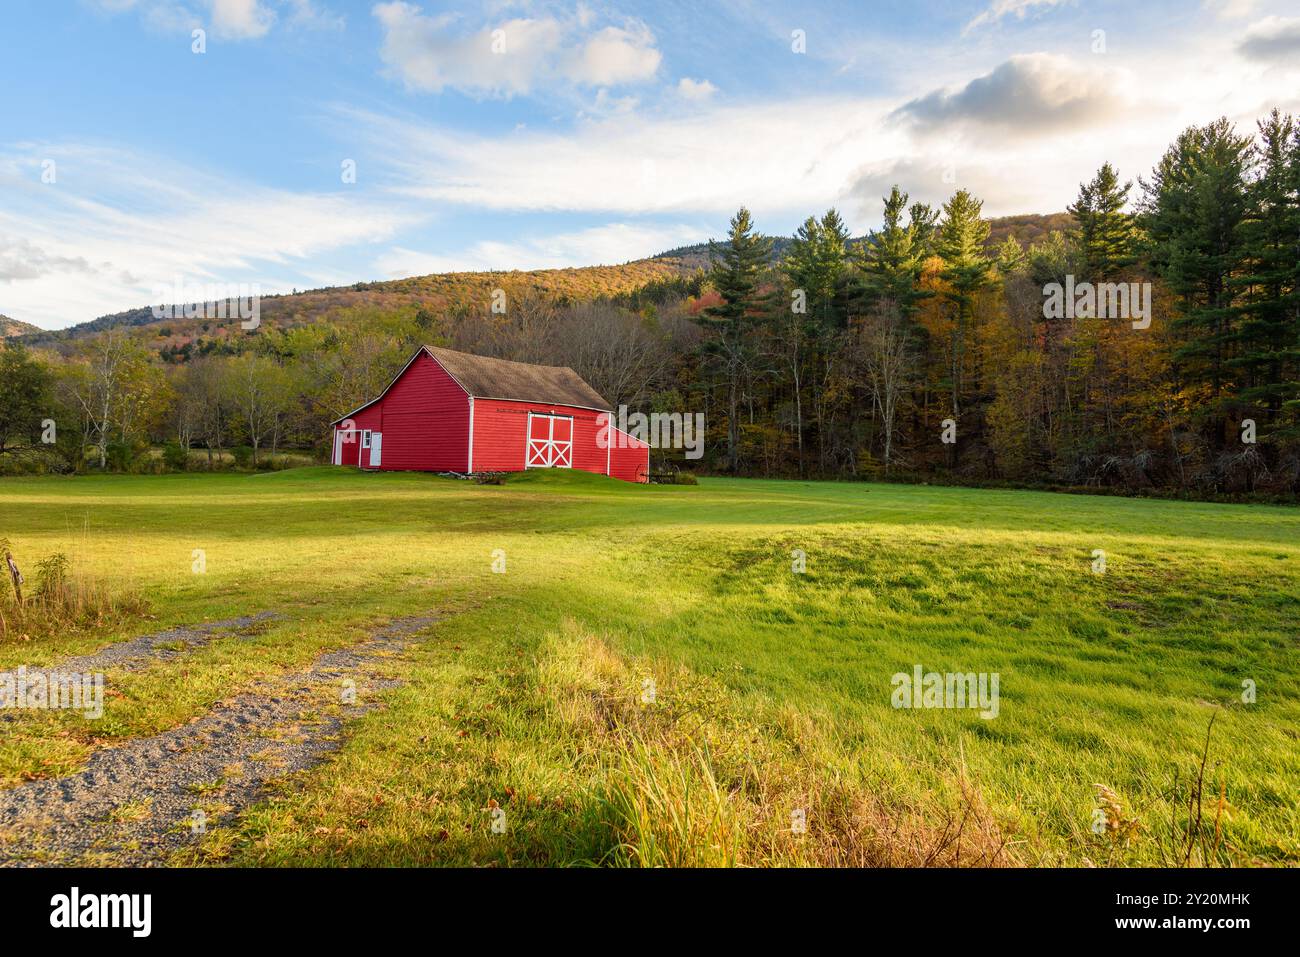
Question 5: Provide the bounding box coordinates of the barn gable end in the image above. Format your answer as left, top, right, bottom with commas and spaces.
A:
378, 352, 472, 472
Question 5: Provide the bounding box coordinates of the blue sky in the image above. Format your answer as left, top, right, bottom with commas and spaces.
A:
2, 0, 1299, 329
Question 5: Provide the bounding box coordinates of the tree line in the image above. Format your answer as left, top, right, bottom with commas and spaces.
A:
691, 109, 1299, 494
0, 110, 1296, 496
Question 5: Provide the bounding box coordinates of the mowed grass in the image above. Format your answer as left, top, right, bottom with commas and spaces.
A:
0, 467, 1296, 866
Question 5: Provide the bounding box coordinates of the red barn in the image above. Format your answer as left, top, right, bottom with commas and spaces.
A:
329, 346, 650, 482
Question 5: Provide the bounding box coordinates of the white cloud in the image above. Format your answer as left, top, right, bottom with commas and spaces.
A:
371, 3, 660, 97
566, 24, 660, 85
91, 0, 337, 40
0, 145, 417, 328
0, 238, 96, 283
963, 0, 1072, 35
373, 222, 708, 278
210, 0, 274, 38
677, 77, 717, 101
341, 26, 1300, 231
346, 97, 901, 217
284, 0, 343, 30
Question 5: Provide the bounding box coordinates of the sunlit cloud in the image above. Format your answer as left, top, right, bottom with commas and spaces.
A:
371, 2, 660, 98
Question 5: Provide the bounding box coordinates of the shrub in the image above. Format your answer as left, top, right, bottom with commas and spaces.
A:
105, 440, 139, 471
162, 442, 190, 471
232, 446, 254, 468
0, 544, 148, 643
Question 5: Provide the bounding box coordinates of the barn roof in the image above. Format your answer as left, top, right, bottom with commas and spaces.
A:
425, 347, 612, 411
329, 346, 612, 425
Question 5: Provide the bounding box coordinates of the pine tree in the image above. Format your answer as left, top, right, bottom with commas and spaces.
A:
1068, 163, 1138, 279
703, 207, 773, 471
814, 208, 851, 327
995, 235, 1024, 277
936, 190, 993, 421
785, 209, 849, 327
780, 215, 822, 472
859, 186, 933, 323
1231, 110, 1300, 442
1140, 118, 1253, 441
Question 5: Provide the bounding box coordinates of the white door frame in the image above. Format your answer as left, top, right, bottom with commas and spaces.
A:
525, 412, 573, 469
333, 429, 359, 465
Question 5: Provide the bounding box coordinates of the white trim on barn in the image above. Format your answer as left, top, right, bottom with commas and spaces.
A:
333, 429, 360, 465
525, 412, 573, 469
467, 395, 475, 473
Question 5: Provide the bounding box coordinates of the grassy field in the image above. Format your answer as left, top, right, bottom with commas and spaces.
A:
1, 467, 1297, 866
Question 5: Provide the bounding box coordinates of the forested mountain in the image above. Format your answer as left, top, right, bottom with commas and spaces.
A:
17, 258, 700, 346
0, 315, 40, 338
17, 214, 1071, 346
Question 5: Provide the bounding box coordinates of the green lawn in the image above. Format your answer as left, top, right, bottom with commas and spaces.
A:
1, 467, 1297, 866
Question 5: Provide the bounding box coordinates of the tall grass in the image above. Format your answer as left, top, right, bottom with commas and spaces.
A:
540, 626, 1015, 867
0, 540, 147, 643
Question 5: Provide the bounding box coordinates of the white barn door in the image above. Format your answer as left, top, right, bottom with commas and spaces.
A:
369, 432, 382, 468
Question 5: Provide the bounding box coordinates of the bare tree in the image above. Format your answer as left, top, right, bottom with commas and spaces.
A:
62, 331, 167, 469
180, 357, 231, 468
857, 301, 914, 473
224, 354, 292, 466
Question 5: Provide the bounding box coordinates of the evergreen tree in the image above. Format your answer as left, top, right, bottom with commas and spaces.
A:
859, 186, 933, 322
936, 190, 993, 420
909, 201, 940, 258
1068, 163, 1138, 279
1231, 110, 1300, 442
703, 207, 773, 471
995, 235, 1025, 277
783, 209, 851, 474
1140, 118, 1253, 439
785, 209, 849, 327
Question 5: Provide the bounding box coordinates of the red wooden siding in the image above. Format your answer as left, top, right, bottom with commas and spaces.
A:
472, 398, 607, 474
377, 352, 470, 472
331, 353, 470, 471
609, 427, 651, 483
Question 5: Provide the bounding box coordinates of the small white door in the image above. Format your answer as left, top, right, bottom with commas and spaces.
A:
369, 432, 382, 468
333, 431, 343, 465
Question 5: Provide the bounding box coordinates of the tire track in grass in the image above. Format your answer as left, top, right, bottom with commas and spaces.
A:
0, 615, 436, 866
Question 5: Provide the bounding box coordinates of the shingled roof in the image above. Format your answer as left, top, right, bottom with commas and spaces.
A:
426, 347, 611, 411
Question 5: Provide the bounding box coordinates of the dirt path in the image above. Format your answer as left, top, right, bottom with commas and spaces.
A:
18, 612, 281, 676
0, 615, 436, 866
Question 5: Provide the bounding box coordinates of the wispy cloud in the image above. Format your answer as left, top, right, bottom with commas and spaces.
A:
343, 97, 900, 216
0, 144, 416, 327
963, 0, 1073, 35
90, 0, 339, 40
